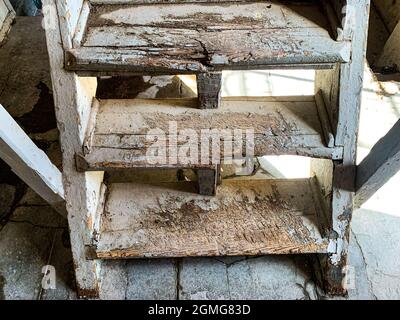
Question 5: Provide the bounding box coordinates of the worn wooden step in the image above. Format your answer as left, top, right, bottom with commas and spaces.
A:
90, 178, 329, 259
67, 1, 350, 75
76, 95, 343, 171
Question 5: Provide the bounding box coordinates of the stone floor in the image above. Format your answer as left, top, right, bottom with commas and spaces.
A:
1, 17, 400, 300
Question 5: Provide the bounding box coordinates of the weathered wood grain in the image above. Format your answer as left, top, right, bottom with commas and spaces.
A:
0, 104, 66, 215
197, 72, 222, 109
94, 179, 329, 259
66, 1, 349, 74
56, 0, 85, 49
0, 0, 14, 45
76, 96, 343, 171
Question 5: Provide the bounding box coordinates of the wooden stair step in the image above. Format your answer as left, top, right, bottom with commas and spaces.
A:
77, 95, 343, 171
67, 1, 350, 75
91, 178, 330, 259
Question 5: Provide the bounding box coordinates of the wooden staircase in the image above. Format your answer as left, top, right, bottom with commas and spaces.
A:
43, 0, 371, 298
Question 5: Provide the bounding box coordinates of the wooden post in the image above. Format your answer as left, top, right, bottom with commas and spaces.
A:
0, 104, 66, 215
196, 72, 222, 195
197, 72, 222, 109
43, 0, 104, 298
312, 0, 371, 295
355, 118, 400, 207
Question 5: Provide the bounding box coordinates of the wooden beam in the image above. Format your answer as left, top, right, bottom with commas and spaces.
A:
0, 0, 15, 45
0, 104, 66, 215
355, 118, 400, 207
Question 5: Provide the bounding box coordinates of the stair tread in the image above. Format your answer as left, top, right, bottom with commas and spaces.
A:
77, 96, 343, 171
94, 178, 329, 259
67, 1, 349, 74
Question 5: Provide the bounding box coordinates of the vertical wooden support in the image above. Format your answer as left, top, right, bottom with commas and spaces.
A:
0, 0, 15, 45
43, 0, 104, 298
313, 0, 371, 295
196, 72, 222, 195
197, 71, 222, 109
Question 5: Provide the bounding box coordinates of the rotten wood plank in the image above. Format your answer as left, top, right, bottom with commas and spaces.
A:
76, 96, 343, 171
94, 179, 329, 259
355, 118, 400, 208
65, 1, 350, 74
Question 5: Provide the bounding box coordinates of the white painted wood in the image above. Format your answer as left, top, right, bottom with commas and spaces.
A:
43, 0, 104, 298
0, 0, 15, 44
0, 104, 66, 215
355, 118, 400, 207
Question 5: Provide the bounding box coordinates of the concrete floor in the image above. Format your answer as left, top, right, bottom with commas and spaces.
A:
1, 17, 400, 300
